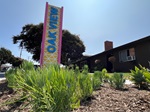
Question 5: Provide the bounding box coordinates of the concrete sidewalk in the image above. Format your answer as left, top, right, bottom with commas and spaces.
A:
125, 79, 134, 85
0, 77, 6, 81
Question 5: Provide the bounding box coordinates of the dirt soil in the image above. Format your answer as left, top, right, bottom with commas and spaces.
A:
0, 80, 150, 112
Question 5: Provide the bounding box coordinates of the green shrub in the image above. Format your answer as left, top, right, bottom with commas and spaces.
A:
131, 65, 150, 89
75, 66, 80, 75
93, 68, 109, 83
144, 72, 150, 84
78, 73, 93, 100
75, 65, 93, 100
109, 73, 125, 90
82, 65, 89, 75
93, 71, 102, 90
4, 61, 94, 111
5, 68, 17, 87
102, 69, 110, 82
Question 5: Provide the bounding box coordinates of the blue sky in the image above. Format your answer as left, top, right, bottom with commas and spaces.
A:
0, 0, 150, 63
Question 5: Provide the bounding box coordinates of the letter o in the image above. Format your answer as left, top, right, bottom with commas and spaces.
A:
47, 46, 56, 53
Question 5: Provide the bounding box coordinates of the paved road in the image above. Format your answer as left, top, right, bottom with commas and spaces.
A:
0, 72, 6, 81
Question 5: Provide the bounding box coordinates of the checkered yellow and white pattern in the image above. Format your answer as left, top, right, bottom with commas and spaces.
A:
43, 5, 61, 66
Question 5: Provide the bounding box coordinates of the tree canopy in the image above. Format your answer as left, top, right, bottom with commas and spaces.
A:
13, 23, 85, 65
0, 47, 13, 64
0, 47, 24, 68
62, 30, 85, 65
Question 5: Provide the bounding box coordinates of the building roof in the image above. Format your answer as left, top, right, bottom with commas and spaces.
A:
97, 35, 150, 56
74, 35, 150, 63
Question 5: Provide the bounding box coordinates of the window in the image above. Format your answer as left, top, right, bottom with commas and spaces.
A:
119, 48, 136, 62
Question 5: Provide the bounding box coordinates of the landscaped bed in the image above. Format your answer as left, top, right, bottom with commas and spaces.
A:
0, 62, 150, 112
73, 83, 150, 112
0, 80, 150, 112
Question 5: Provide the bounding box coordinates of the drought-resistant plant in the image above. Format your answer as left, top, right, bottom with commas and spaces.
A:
93, 71, 102, 90
5, 68, 17, 87
131, 65, 150, 89
102, 68, 110, 82
144, 72, 150, 84
75, 66, 80, 75
4, 61, 94, 111
109, 73, 125, 90
141, 64, 150, 84
75, 65, 93, 100
78, 73, 93, 100
94, 68, 109, 82
82, 65, 89, 75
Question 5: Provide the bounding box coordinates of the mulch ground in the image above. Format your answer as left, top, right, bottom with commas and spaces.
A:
0, 80, 150, 112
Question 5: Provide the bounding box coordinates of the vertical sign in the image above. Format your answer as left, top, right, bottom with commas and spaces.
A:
40, 2, 63, 66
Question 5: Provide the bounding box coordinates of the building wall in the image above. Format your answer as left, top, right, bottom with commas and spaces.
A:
134, 40, 150, 68
89, 54, 107, 72
74, 38, 150, 73
113, 50, 136, 72
113, 40, 150, 72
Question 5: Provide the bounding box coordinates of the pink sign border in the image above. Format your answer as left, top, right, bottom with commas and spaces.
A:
40, 2, 49, 67
57, 7, 63, 64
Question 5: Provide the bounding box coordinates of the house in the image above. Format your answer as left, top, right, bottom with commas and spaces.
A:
73, 36, 150, 72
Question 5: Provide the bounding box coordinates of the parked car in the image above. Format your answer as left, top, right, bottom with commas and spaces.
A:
1, 67, 12, 72
1, 67, 8, 72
